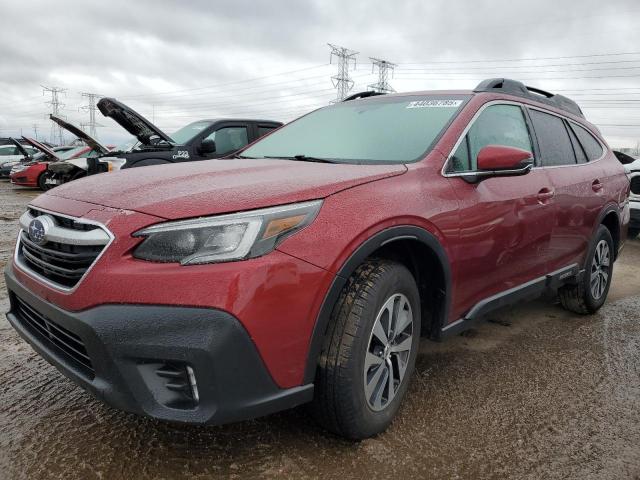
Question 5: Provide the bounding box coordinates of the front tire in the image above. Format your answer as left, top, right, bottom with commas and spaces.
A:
312, 259, 421, 440
629, 227, 640, 239
559, 225, 614, 314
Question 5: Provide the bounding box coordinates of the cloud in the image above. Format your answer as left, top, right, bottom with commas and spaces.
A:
0, 0, 639, 146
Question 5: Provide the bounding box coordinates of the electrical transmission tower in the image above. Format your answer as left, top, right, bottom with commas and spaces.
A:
80, 92, 101, 139
368, 57, 396, 93
32, 124, 39, 140
328, 43, 358, 102
42, 86, 67, 145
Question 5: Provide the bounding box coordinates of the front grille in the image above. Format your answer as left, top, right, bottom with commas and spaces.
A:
12, 295, 94, 378
29, 208, 100, 232
631, 175, 640, 196
17, 208, 111, 289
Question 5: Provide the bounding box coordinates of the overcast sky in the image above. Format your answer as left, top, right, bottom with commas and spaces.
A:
1, 0, 640, 147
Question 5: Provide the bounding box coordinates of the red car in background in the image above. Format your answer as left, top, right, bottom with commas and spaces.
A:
10, 140, 108, 190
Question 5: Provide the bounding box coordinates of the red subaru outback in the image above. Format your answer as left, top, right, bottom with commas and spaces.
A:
4, 78, 630, 439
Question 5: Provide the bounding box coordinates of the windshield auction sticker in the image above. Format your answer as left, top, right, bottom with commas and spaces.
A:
406, 100, 464, 108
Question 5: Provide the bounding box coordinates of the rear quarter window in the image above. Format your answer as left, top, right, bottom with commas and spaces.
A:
570, 123, 604, 161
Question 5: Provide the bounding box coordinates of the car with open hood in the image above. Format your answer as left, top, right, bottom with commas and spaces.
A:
42, 115, 113, 188
86, 98, 282, 173
4, 78, 630, 440
9, 139, 92, 189
0, 139, 40, 176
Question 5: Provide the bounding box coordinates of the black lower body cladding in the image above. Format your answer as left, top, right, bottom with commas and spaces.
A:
4, 266, 313, 425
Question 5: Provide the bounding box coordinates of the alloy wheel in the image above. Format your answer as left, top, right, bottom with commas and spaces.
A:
363, 293, 414, 411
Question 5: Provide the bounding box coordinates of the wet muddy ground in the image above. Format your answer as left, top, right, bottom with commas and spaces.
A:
0, 180, 639, 479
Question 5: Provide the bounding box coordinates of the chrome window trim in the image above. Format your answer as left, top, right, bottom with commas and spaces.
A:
441, 100, 608, 177
526, 106, 607, 169
13, 205, 115, 293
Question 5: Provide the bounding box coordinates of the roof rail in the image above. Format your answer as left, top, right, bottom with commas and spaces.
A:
474, 78, 584, 118
342, 91, 386, 102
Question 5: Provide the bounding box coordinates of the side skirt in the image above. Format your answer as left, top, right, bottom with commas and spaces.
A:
440, 264, 582, 338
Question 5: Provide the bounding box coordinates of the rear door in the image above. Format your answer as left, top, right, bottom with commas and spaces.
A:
446, 102, 556, 312
528, 108, 607, 271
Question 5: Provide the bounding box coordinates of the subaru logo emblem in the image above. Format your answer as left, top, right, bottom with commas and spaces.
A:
28, 215, 53, 245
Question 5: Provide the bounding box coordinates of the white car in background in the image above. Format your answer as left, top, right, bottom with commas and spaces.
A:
616, 151, 640, 239
0, 141, 39, 172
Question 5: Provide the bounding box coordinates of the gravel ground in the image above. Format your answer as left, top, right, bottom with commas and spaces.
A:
0, 181, 639, 480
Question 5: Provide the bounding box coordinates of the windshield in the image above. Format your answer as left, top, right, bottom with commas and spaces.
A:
171, 121, 213, 144
58, 146, 88, 160
241, 95, 470, 164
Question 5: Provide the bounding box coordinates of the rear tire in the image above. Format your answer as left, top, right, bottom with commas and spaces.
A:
311, 259, 421, 440
559, 225, 614, 314
629, 227, 640, 239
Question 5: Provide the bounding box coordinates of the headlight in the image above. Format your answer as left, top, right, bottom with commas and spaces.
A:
11, 165, 27, 174
133, 200, 322, 265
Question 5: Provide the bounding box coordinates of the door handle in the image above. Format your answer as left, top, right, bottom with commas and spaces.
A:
592, 179, 603, 192
537, 187, 555, 203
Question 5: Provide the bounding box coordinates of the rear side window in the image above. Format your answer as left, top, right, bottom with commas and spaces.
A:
571, 123, 603, 161
566, 125, 587, 164
448, 104, 533, 172
529, 110, 576, 167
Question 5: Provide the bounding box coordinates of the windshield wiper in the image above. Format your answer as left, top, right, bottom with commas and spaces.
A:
265, 155, 338, 164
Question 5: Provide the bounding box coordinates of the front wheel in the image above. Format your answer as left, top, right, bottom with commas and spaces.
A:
559, 225, 614, 314
312, 259, 421, 440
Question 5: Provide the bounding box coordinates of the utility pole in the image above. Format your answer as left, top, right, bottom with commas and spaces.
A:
42, 86, 67, 145
328, 43, 358, 102
80, 92, 101, 139
32, 124, 39, 140
368, 57, 396, 93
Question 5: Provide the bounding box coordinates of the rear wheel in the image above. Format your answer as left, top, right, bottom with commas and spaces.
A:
312, 259, 420, 440
559, 225, 614, 314
629, 227, 640, 239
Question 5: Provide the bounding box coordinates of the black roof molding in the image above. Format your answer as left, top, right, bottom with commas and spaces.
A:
342, 91, 386, 102
474, 78, 584, 118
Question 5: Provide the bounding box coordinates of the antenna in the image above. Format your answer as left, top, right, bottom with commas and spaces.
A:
328, 44, 358, 101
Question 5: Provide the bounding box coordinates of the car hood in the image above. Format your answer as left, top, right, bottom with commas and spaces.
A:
97, 97, 174, 146
8, 137, 31, 158
49, 115, 110, 154
46, 158, 407, 219
20, 136, 59, 160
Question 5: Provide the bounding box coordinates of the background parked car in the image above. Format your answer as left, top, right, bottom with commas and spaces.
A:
86, 97, 282, 174
0, 139, 40, 176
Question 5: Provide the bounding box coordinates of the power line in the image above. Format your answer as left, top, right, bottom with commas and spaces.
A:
369, 58, 396, 93
42, 86, 66, 145
80, 92, 102, 139
328, 44, 358, 101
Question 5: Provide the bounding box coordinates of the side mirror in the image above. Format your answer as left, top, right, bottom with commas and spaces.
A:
200, 139, 216, 154
459, 145, 533, 183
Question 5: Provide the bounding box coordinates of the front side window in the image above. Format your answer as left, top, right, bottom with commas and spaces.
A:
570, 123, 604, 161
448, 104, 533, 173
204, 127, 249, 155
529, 110, 576, 167
241, 95, 470, 164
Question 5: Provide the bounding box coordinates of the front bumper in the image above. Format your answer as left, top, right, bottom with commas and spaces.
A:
5, 266, 313, 425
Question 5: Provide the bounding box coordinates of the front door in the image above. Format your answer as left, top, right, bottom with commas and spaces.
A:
445, 103, 556, 317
